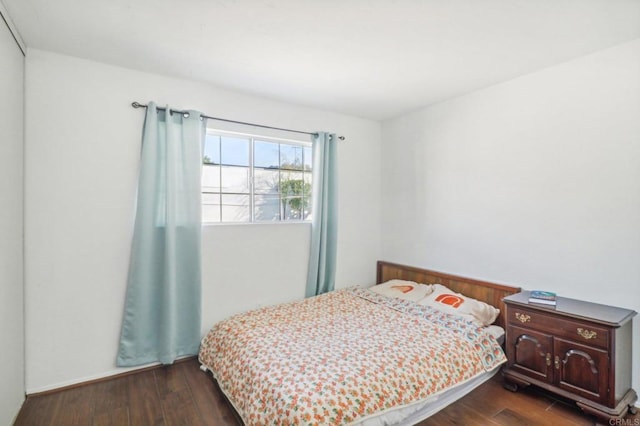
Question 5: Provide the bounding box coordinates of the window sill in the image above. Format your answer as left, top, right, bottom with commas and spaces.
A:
201, 221, 311, 228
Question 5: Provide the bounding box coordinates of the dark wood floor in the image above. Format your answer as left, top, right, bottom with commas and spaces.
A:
15, 358, 639, 425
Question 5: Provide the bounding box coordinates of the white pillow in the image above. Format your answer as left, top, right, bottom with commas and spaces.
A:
369, 279, 433, 302
417, 284, 500, 326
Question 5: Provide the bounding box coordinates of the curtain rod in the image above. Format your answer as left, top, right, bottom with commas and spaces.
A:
131, 102, 345, 140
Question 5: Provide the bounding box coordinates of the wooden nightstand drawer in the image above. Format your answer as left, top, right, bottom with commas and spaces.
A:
508, 307, 609, 349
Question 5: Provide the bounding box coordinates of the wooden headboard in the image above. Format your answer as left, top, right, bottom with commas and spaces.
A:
376, 261, 521, 329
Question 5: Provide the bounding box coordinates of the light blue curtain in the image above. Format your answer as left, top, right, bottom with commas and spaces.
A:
117, 102, 206, 367
305, 132, 338, 297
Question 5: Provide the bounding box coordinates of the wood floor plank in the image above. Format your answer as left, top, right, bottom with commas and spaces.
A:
127, 369, 165, 426
155, 362, 206, 426
418, 400, 502, 426
162, 391, 206, 426
13, 393, 63, 426
13, 359, 640, 425
179, 361, 239, 425
92, 406, 129, 426
544, 398, 596, 425
92, 375, 130, 418
155, 364, 188, 397
491, 408, 534, 426
54, 386, 95, 426
460, 377, 591, 426
497, 387, 593, 426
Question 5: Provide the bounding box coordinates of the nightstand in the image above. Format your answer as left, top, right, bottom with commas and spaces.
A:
502, 291, 637, 423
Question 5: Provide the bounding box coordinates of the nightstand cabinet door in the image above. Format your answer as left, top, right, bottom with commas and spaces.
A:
506, 325, 553, 384
554, 338, 609, 405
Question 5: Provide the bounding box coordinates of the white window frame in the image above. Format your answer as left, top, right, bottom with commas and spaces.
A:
202, 128, 313, 224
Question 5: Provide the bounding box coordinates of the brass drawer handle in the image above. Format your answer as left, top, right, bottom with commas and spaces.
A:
515, 313, 531, 323
546, 353, 551, 366
577, 328, 597, 340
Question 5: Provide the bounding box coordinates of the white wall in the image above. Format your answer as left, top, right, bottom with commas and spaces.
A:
381, 39, 640, 392
24, 49, 381, 392
24, 33, 638, 402
0, 10, 25, 424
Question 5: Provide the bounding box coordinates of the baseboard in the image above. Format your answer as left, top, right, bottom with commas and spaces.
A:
26, 355, 197, 397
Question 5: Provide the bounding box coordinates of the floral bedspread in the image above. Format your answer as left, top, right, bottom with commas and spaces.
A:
198, 287, 506, 425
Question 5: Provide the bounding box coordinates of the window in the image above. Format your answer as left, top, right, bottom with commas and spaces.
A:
202, 131, 312, 223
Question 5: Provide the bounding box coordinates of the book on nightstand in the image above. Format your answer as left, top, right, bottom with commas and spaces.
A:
529, 290, 557, 306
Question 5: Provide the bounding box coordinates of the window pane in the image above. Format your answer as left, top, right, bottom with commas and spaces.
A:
282, 197, 304, 220
303, 171, 312, 187
280, 171, 304, 196
303, 146, 312, 171
255, 194, 280, 221
203, 134, 220, 164
254, 140, 279, 168
254, 169, 279, 194
221, 136, 249, 166
202, 164, 220, 192
303, 172, 312, 220
280, 144, 303, 170
220, 166, 250, 193
221, 194, 250, 222
303, 201, 312, 220
280, 171, 307, 221
202, 193, 221, 223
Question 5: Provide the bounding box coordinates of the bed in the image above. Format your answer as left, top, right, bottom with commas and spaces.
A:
199, 261, 521, 425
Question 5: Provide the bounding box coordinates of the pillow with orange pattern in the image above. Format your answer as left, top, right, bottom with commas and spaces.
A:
369, 279, 434, 302
417, 284, 499, 326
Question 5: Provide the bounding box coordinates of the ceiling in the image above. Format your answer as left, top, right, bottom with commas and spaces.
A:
4, 0, 640, 120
